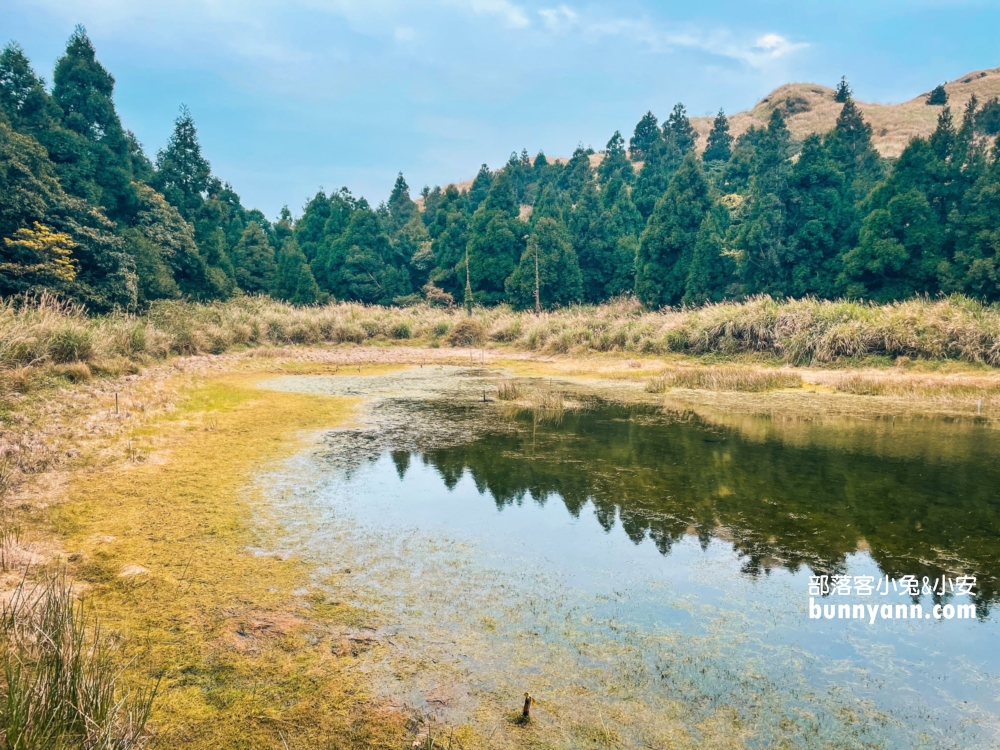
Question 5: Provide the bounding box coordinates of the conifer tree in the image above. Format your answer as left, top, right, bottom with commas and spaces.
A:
505, 218, 582, 309
683, 204, 733, 305
602, 185, 644, 298
232, 222, 277, 294
386, 172, 417, 234
834, 76, 852, 103
597, 131, 634, 185
427, 185, 470, 298
51, 26, 136, 217
703, 109, 733, 163
273, 237, 321, 304
153, 106, 211, 220
635, 152, 713, 308
633, 136, 684, 219
827, 98, 883, 197
0, 43, 60, 135
629, 111, 660, 160
466, 171, 525, 304
784, 135, 856, 297
663, 103, 697, 154
569, 181, 609, 303
558, 146, 595, 202
468, 164, 493, 209
927, 84, 948, 106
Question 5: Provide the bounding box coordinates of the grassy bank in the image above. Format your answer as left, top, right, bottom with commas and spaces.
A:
2, 366, 407, 749
5, 294, 1000, 393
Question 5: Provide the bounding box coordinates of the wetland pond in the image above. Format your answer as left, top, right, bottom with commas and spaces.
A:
261, 368, 1000, 749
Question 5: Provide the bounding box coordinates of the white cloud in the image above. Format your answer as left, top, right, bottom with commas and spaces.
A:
553, 8, 807, 69
442, 0, 531, 28
539, 5, 578, 32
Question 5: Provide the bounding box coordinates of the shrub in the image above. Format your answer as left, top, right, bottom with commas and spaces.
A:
448, 318, 486, 347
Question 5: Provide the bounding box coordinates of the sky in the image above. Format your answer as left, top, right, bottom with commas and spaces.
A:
4, 0, 1000, 218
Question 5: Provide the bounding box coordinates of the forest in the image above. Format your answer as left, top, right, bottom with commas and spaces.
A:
4, 27, 1000, 314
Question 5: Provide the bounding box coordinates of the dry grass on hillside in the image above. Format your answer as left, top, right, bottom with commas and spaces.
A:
689, 66, 1000, 158
421, 66, 1000, 201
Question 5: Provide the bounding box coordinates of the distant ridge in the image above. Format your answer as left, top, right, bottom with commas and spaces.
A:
429, 66, 1000, 198
691, 66, 1000, 158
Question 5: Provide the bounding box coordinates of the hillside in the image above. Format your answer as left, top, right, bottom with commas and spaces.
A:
428, 66, 1000, 200
693, 66, 1000, 158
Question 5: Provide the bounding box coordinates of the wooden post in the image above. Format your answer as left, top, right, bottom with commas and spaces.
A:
522, 692, 533, 719
115, 393, 119, 414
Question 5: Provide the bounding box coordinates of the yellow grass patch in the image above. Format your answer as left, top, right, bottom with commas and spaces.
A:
52, 372, 405, 749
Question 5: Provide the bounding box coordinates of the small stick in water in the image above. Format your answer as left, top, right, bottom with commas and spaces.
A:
115, 393, 119, 414
522, 692, 534, 719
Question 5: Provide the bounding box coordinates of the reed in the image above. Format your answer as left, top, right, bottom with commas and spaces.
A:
0, 574, 156, 749
649, 367, 802, 393
4, 294, 1000, 385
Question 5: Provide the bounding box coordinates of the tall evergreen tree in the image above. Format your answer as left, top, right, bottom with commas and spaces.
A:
601, 185, 644, 299
784, 135, 856, 297
597, 131, 634, 186
826, 98, 883, 199
468, 164, 493, 209
427, 185, 470, 298
465, 171, 525, 305
273, 237, 321, 304
558, 146, 595, 202
0, 43, 60, 136
51, 27, 136, 217
683, 204, 733, 305
569, 181, 608, 303
703, 109, 733, 163
629, 111, 660, 159
663, 103, 697, 154
232, 222, 277, 294
834, 76, 852, 103
633, 136, 684, 219
153, 106, 211, 220
635, 153, 713, 308
505, 217, 582, 310
386, 172, 417, 235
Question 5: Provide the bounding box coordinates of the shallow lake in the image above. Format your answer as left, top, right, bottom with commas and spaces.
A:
261, 369, 1000, 749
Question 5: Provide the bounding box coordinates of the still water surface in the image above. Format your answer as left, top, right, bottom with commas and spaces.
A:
262, 370, 1000, 749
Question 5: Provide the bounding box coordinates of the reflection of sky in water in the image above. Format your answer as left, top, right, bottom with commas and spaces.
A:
259, 375, 1000, 747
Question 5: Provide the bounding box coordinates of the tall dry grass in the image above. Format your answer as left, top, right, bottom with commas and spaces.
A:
3, 294, 1000, 389
0, 573, 155, 749
647, 367, 802, 393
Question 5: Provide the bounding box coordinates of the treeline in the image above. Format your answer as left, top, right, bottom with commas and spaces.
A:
3, 28, 1000, 313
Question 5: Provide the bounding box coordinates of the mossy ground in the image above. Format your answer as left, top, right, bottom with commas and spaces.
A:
51, 371, 406, 749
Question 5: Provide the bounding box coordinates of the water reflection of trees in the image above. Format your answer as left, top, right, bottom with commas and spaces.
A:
394, 406, 1000, 612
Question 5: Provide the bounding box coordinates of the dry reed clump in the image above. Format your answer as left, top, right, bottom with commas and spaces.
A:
4, 293, 1000, 375
649, 367, 803, 393
830, 371, 1000, 402
496, 379, 523, 401
447, 318, 485, 347
0, 573, 156, 749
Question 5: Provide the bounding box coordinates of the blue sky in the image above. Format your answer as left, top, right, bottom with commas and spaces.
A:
4, 0, 999, 217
